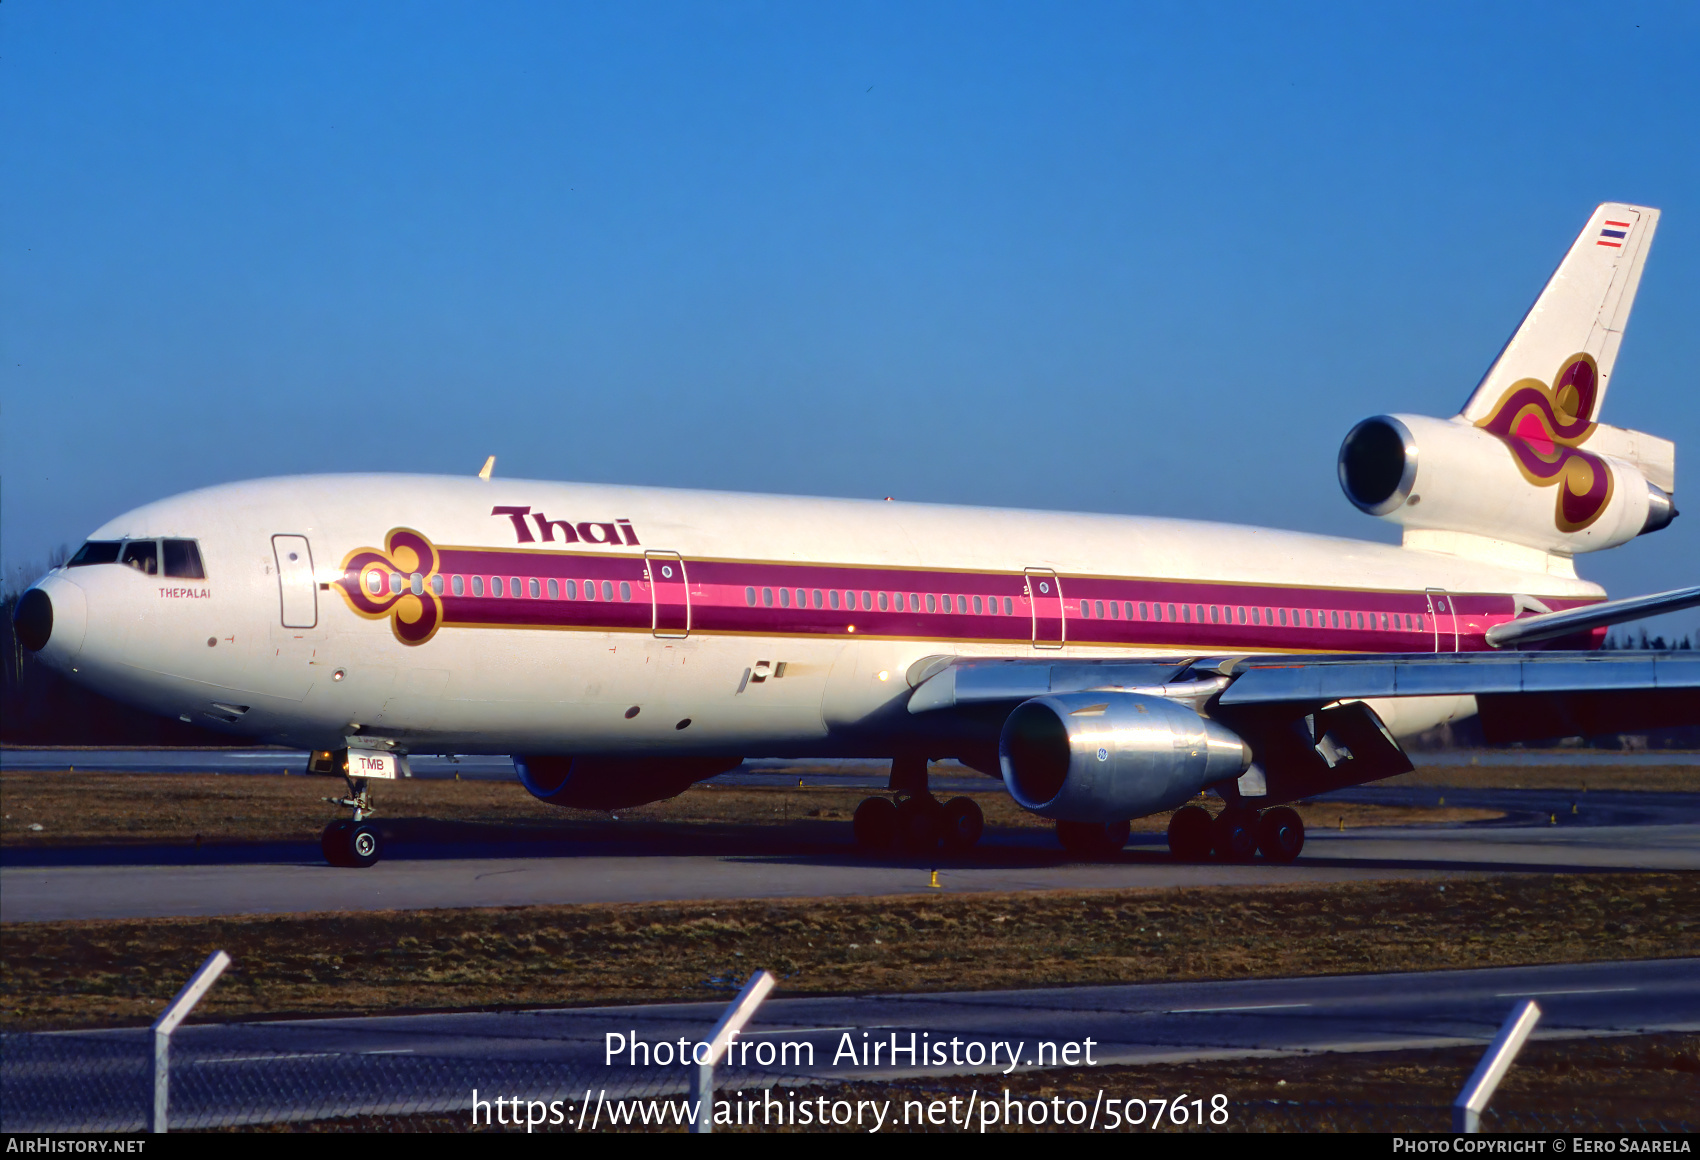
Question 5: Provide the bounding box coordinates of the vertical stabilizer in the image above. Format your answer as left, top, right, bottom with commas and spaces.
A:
1459, 203, 1658, 424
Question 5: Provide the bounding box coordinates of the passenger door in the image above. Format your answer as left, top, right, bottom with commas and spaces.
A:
645, 551, 690, 638
1025, 567, 1065, 649
1425, 587, 1459, 652
272, 535, 318, 629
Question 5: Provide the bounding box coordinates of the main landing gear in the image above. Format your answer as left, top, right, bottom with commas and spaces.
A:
1166, 804, 1305, 863
852, 755, 985, 854
321, 775, 383, 868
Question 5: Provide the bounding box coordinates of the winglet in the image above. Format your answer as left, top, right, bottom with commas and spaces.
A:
478, 456, 496, 482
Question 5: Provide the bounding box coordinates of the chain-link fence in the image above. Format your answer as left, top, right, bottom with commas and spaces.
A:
5, 1028, 1695, 1133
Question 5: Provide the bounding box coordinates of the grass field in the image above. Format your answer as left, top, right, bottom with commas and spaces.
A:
3, 873, 1693, 1031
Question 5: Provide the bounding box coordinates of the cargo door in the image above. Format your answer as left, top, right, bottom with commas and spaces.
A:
1025, 567, 1065, 649
272, 535, 318, 629
646, 551, 690, 638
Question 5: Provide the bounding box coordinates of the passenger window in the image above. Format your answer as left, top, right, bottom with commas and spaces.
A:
432, 575, 446, 596
780, 588, 791, 608
830, 590, 840, 610
1093, 600, 1103, 619
620, 582, 631, 601
512, 576, 522, 597
1003, 597, 1013, 615
1140, 602, 1149, 620
601, 581, 614, 601
1356, 612, 1364, 629
472, 576, 485, 597
547, 578, 559, 599
1167, 604, 1177, 620
927, 594, 937, 613
795, 588, 806, 607
162, 540, 205, 579
973, 595, 983, 614
1250, 607, 1259, 625
746, 586, 757, 607
1265, 608, 1274, 624
530, 578, 542, 598
762, 587, 773, 607
1210, 606, 1220, 624
1182, 605, 1191, 622
492, 577, 505, 598
1417, 614, 1425, 631
1330, 611, 1339, 628
452, 575, 465, 596
813, 589, 824, 609
909, 594, 920, 612
390, 572, 404, 595
120, 540, 159, 575
566, 579, 577, 599
366, 570, 384, 595
68, 540, 123, 567
1305, 609, 1315, 627
859, 591, 871, 610
411, 574, 425, 596
1077, 599, 1088, 617
878, 592, 889, 611
1109, 601, 1118, 620
584, 580, 596, 601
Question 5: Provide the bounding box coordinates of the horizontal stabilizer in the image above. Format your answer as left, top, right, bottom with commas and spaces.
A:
1485, 585, 1700, 648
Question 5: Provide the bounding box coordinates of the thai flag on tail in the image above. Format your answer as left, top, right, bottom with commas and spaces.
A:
1596, 218, 1632, 248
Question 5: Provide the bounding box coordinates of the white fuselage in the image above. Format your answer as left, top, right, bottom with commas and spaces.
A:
27, 474, 1605, 757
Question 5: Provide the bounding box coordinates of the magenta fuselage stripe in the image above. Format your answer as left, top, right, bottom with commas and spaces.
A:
376, 546, 1605, 653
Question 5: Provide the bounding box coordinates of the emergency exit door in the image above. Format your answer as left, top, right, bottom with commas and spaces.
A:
1025, 567, 1065, 649
272, 535, 317, 629
646, 551, 690, 638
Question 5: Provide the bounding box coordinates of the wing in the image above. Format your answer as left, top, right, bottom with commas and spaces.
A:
906, 648, 1699, 807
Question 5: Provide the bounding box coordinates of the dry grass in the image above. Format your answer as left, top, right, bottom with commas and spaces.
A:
0, 771, 1499, 848
3, 873, 1693, 1032
1395, 762, 1699, 792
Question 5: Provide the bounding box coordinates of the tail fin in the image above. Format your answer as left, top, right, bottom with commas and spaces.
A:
1459, 202, 1659, 426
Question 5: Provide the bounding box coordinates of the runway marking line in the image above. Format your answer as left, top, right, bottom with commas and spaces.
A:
1165, 1003, 1312, 1014
1493, 987, 1638, 997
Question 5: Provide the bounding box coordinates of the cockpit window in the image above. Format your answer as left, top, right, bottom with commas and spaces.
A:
68, 541, 122, 567
163, 539, 205, 579
119, 540, 159, 575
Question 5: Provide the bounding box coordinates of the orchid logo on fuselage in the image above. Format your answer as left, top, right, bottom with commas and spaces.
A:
491, 506, 640, 546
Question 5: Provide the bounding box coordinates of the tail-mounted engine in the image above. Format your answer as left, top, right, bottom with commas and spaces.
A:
515, 755, 742, 811
998, 692, 1249, 823
1340, 358, 1675, 557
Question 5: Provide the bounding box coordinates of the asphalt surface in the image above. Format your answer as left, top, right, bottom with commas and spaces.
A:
4, 958, 1694, 1130
2, 749, 1696, 923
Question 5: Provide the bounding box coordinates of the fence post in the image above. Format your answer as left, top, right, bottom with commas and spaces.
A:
149, 950, 231, 1133
1452, 999, 1541, 1133
688, 970, 777, 1134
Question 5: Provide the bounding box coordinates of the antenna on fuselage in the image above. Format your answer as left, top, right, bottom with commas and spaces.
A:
478, 456, 496, 481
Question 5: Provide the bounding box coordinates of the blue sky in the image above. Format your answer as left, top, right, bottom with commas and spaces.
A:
3, 2, 1697, 637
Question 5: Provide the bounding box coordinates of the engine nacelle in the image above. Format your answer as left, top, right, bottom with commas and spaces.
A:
1339, 413, 1674, 555
999, 692, 1250, 823
514, 755, 742, 810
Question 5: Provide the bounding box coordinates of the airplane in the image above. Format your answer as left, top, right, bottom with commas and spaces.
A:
13, 202, 1700, 869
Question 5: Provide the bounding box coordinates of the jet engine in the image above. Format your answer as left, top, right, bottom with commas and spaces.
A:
514, 755, 742, 810
1339, 414, 1674, 555
998, 692, 1250, 823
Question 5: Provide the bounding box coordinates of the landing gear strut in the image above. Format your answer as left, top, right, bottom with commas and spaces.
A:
1165, 803, 1306, 863
852, 756, 985, 854
321, 775, 382, 868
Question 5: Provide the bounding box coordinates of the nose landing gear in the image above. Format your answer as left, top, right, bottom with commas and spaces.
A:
321, 776, 382, 868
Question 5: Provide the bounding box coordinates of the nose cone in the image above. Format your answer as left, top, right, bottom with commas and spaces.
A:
14, 576, 87, 666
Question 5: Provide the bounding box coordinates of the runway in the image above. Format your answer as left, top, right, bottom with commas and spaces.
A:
4, 804, 1697, 923
4, 958, 1695, 1130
